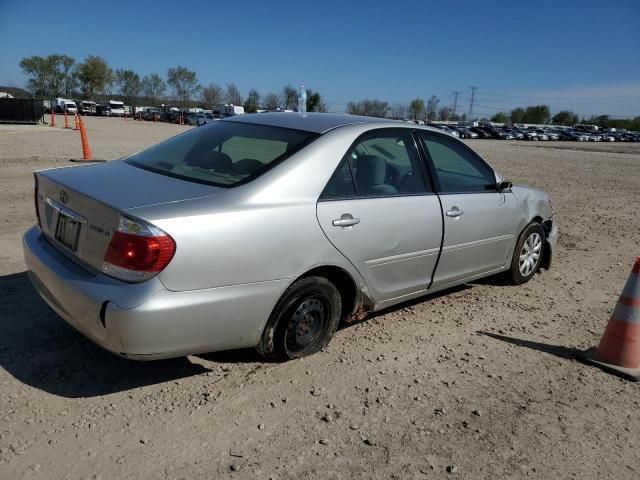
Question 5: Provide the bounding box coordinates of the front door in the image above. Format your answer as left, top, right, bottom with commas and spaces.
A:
418, 131, 519, 288
316, 129, 443, 303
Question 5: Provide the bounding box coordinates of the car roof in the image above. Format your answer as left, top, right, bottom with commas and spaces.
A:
221, 112, 404, 134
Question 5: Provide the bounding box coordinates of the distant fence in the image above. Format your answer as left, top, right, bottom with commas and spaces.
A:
0, 98, 45, 124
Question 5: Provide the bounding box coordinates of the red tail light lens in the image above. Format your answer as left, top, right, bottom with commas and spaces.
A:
102, 216, 176, 282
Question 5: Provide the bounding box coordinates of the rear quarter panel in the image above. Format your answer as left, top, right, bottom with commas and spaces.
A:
125, 127, 379, 294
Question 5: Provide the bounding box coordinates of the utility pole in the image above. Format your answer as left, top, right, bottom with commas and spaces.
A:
452, 91, 460, 116
469, 86, 478, 120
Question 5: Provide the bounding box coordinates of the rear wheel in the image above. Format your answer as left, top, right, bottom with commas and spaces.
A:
256, 276, 341, 361
509, 223, 545, 285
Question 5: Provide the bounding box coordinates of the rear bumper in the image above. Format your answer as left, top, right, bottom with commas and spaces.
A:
23, 226, 288, 360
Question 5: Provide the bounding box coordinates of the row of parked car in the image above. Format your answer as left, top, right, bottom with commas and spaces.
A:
129, 109, 216, 126
425, 123, 640, 142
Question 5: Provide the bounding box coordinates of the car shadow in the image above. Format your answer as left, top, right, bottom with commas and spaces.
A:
477, 330, 580, 360
0, 271, 210, 399
197, 348, 263, 364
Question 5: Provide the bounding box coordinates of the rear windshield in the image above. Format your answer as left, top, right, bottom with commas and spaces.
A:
125, 121, 317, 187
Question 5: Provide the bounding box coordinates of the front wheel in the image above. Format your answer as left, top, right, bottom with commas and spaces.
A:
508, 223, 545, 285
256, 276, 341, 361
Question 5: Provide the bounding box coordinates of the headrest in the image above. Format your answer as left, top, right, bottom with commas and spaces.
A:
356, 155, 386, 186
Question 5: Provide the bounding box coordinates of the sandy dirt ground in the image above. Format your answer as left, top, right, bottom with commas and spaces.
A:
1, 116, 639, 479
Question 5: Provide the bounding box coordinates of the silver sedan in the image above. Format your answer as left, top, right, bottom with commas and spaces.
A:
23, 113, 558, 360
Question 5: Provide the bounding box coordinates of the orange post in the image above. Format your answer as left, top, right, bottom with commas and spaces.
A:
64, 110, 70, 129
580, 257, 640, 381
78, 116, 93, 161
50, 110, 56, 127
74, 113, 79, 130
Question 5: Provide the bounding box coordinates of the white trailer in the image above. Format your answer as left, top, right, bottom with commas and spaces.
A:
52, 98, 77, 114
108, 100, 125, 117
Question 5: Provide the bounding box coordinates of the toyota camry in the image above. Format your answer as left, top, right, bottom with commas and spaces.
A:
23, 113, 558, 360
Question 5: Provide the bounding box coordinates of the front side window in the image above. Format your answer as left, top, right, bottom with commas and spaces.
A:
126, 121, 317, 187
420, 133, 496, 193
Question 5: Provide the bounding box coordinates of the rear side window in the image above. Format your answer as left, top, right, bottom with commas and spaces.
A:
420, 133, 496, 193
321, 129, 429, 199
321, 159, 356, 199
126, 122, 317, 187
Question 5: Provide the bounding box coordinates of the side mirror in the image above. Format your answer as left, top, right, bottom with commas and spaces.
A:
497, 180, 513, 191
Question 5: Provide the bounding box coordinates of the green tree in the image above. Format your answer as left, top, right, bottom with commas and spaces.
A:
200, 83, 223, 107
346, 99, 389, 117
390, 103, 407, 120
59, 55, 76, 96
426, 95, 439, 121
491, 112, 510, 123
141, 73, 166, 104
551, 110, 578, 126
409, 99, 425, 121
19, 54, 74, 98
522, 105, 551, 124
282, 85, 298, 110
243, 88, 261, 113
77, 55, 112, 99
510, 107, 526, 124
438, 106, 453, 121
19, 55, 54, 97
225, 83, 242, 105
115, 69, 141, 106
263, 92, 280, 110
167, 66, 200, 107
305, 89, 327, 112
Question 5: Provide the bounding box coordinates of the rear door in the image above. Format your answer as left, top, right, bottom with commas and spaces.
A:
316, 129, 443, 303
418, 131, 519, 288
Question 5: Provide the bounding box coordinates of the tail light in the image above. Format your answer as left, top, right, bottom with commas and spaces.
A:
102, 216, 176, 283
34, 174, 41, 227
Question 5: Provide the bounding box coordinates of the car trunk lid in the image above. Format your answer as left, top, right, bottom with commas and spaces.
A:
36, 161, 225, 272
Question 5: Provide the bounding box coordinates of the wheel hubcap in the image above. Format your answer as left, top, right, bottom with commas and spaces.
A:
285, 297, 326, 354
519, 232, 542, 277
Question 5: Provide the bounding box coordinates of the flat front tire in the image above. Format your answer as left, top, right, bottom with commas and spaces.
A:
256, 276, 341, 361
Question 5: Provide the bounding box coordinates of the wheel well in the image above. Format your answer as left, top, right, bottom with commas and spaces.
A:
298, 266, 358, 319
529, 216, 552, 270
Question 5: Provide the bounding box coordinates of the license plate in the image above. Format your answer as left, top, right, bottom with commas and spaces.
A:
54, 212, 81, 252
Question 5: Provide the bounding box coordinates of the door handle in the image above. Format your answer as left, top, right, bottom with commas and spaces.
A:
446, 207, 464, 218
332, 214, 360, 227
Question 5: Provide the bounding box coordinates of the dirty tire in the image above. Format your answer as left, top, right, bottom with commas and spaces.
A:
256, 276, 341, 361
509, 222, 545, 285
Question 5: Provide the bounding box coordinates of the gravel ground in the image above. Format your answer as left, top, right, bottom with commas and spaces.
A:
1, 116, 639, 479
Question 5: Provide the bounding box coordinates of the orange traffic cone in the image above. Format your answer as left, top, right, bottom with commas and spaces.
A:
64, 110, 70, 129
78, 116, 93, 161
580, 257, 640, 381
50, 110, 56, 127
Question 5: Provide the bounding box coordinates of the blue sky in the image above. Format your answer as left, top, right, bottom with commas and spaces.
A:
1, 0, 639, 117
